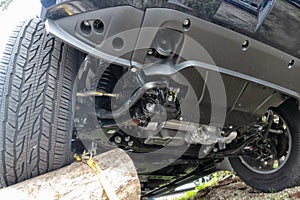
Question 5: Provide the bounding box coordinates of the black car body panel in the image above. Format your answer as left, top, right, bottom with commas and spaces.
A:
44, 0, 300, 59
43, 0, 299, 125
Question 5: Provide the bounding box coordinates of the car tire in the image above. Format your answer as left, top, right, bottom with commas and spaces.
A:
0, 18, 78, 187
229, 99, 300, 192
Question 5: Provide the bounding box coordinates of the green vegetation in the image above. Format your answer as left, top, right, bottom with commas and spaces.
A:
175, 171, 233, 200
0, 0, 13, 12
179, 190, 198, 200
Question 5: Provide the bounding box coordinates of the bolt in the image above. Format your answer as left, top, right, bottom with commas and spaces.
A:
183, 19, 190, 26
128, 141, 134, 147
167, 95, 174, 102
130, 67, 138, 73
125, 136, 131, 142
146, 103, 156, 112
147, 49, 153, 55
114, 136, 122, 144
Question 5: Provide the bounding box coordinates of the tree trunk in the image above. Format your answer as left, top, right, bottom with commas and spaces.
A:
0, 148, 140, 200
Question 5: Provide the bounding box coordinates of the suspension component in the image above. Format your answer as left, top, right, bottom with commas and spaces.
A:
143, 120, 237, 145
97, 82, 167, 119
76, 91, 118, 97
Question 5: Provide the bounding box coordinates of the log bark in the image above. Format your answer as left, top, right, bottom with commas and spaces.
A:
0, 148, 140, 200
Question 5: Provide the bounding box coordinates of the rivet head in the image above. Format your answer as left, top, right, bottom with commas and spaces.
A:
183, 19, 190, 26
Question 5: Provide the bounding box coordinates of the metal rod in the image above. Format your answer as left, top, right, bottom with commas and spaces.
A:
76, 91, 118, 97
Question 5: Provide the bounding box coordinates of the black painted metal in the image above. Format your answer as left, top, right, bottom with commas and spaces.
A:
44, 0, 300, 59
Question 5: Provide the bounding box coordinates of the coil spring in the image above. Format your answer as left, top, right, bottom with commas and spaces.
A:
97, 66, 116, 93
96, 64, 124, 111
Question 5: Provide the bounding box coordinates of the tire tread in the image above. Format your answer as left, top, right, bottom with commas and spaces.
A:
0, 18, 76, 186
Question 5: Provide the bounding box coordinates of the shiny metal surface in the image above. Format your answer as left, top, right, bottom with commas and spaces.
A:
44, 0, 300, 59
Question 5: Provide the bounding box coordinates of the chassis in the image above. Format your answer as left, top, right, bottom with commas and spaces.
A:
0, 0, 300, 198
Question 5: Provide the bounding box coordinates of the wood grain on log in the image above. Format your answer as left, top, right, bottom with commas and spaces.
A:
0, 148, 140, 200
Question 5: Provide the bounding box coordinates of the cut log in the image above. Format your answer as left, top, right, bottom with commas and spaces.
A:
0, 148, 140, 200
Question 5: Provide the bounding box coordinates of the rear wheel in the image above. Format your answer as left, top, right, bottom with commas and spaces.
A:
0, 18, 78, 186
229, 99, 300, 192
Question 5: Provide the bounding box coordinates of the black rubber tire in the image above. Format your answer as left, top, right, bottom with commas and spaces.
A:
0, 18, 78, 187
229, 99, 300, 192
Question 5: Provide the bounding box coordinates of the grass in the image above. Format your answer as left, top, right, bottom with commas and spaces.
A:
0, 0, 13, 12
175, 171, 233, 200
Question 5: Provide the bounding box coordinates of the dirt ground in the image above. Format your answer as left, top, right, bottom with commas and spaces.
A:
194, 177, 300, 200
